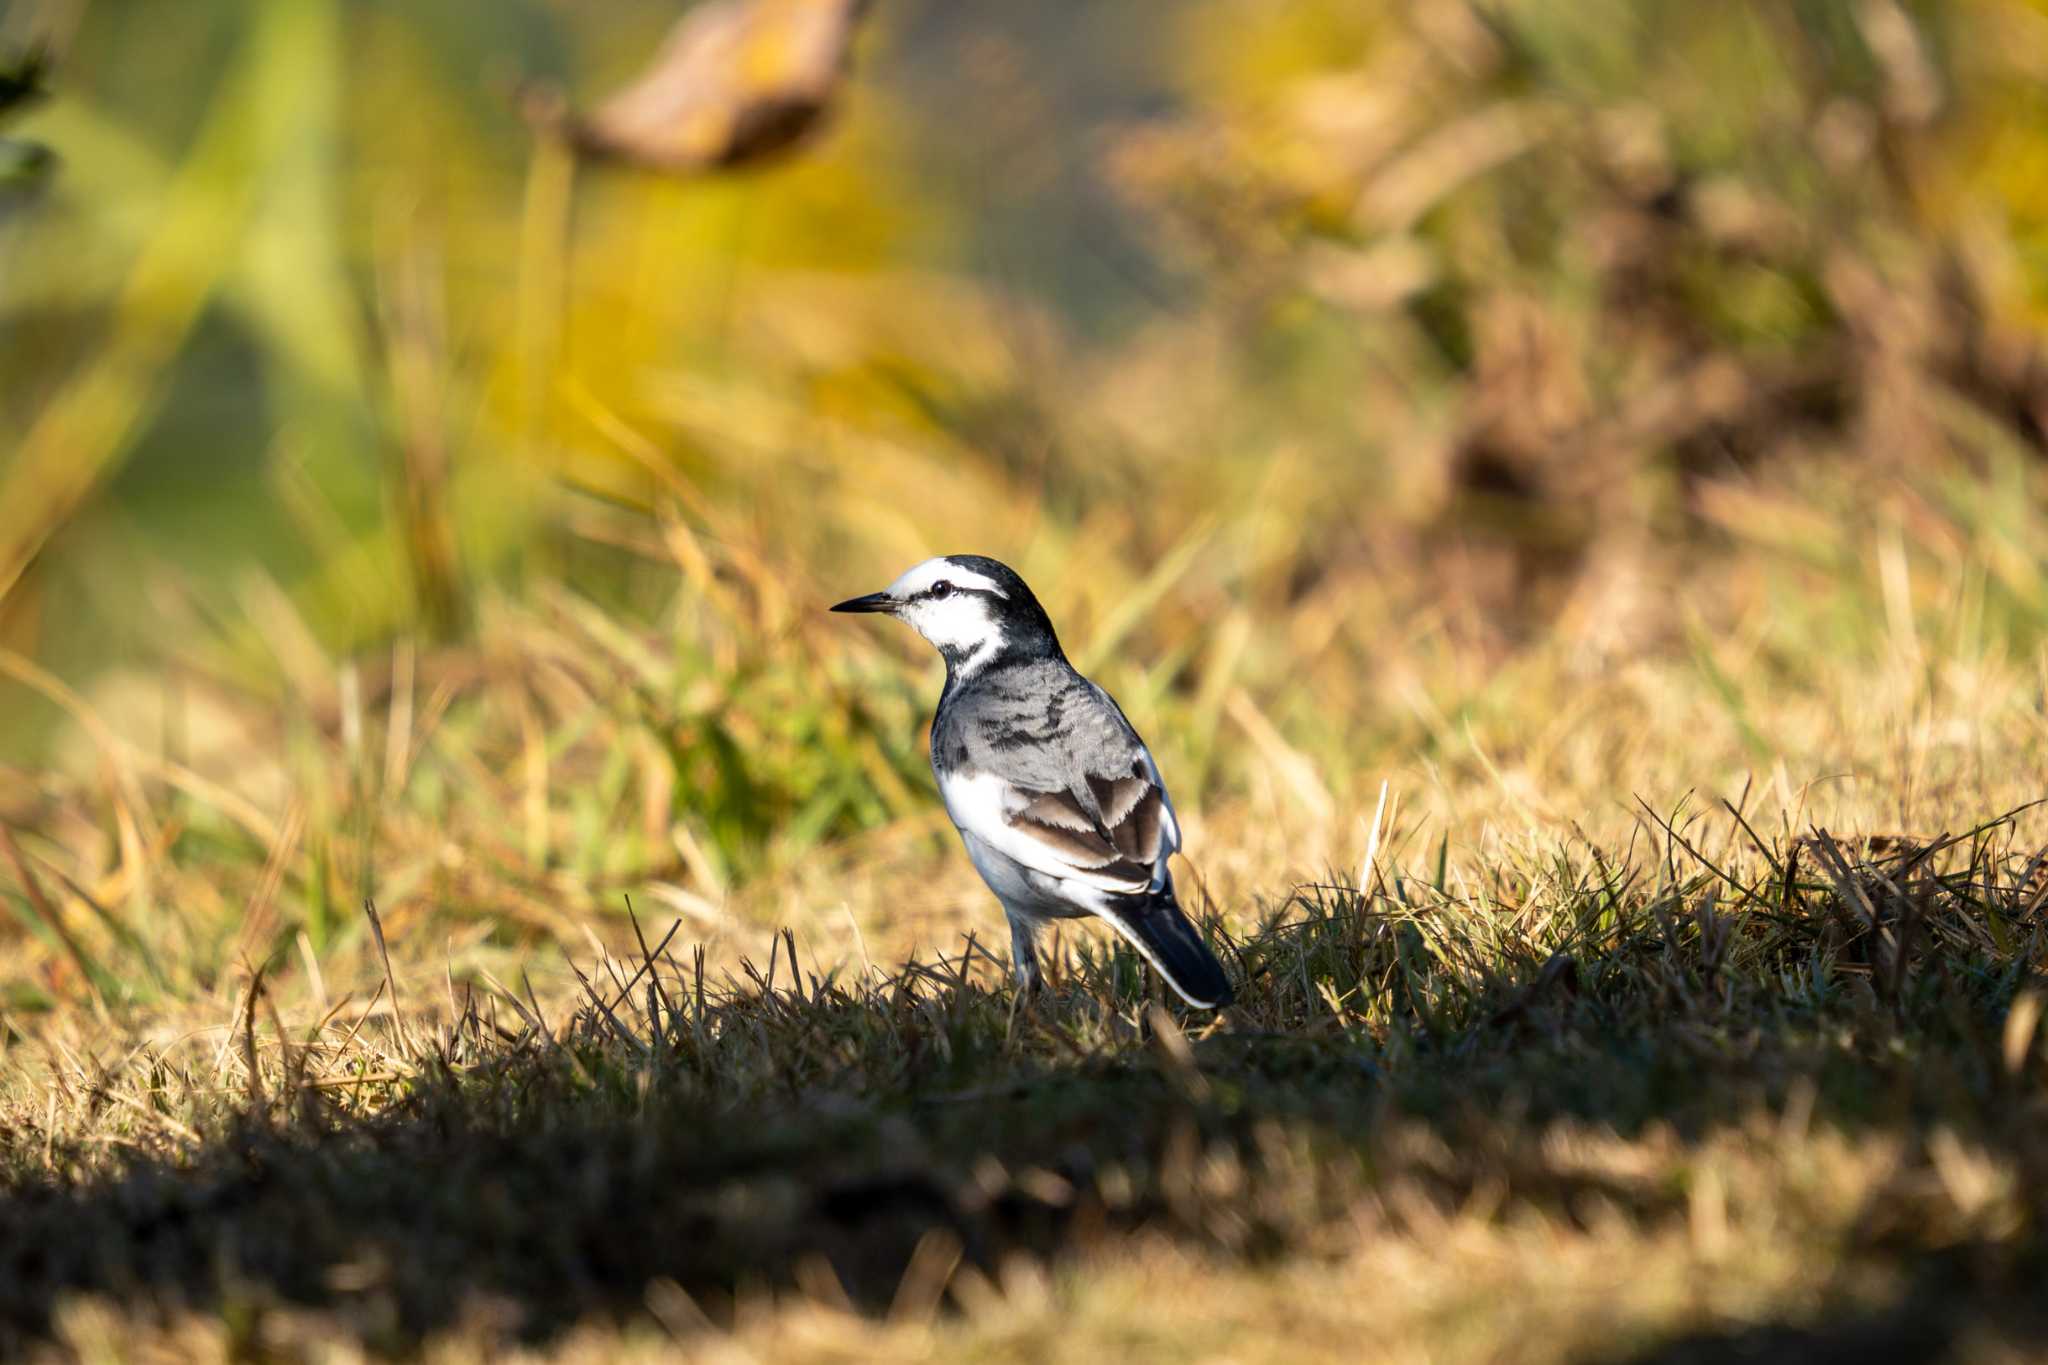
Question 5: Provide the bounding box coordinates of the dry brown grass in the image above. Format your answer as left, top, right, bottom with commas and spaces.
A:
3, 628, 2047, 1360
6, 370, 2048, 1362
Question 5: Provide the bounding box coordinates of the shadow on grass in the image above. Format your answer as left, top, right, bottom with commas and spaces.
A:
1600, 1254, 2048, 1365
2, 818, 2045, 1357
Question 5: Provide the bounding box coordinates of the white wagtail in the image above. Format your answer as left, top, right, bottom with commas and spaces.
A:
832, 555, 1234, 1008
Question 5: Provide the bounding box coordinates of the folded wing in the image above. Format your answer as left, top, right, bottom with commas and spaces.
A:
940, 753, 1178, 904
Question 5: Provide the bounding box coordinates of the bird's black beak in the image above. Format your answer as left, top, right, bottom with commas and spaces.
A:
829, 591, 896, 614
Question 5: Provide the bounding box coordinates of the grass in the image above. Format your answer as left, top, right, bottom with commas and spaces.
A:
4, 447, 2048, 1360
2, 705, 2047, 1360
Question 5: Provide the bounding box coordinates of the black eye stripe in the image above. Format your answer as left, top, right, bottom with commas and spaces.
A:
920, 580, 1002, 603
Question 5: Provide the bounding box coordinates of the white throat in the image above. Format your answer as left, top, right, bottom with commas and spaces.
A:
950, 633, 1003, 681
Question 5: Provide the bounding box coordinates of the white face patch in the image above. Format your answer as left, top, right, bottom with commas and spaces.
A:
885, 557, 1008, 671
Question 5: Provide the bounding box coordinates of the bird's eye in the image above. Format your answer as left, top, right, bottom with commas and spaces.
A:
928, 580, 954, 600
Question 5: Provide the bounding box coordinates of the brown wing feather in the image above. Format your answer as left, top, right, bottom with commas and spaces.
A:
1114, 784, 1163, 862
1086, 771, 1160, 861
1009, 777, 1163, 882
1016, 790, 1098, 835
1086, 772, 1145, 825
1007, 789, 1149, 882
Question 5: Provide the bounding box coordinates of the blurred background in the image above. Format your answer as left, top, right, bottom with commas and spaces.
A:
4, 0, 2048, 1007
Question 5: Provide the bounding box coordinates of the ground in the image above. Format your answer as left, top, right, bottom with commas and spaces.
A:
4, 489, 2048, 1360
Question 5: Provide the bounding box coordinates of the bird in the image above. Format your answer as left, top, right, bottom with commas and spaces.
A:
831, 555, 1234, 1008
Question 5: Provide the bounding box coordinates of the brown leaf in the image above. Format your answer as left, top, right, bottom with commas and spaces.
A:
532, 0, 872, 175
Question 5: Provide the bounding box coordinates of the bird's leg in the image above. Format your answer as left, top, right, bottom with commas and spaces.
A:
1007, 912, 1044, 998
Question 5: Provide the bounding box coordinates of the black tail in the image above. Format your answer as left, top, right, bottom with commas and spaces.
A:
1094, 883, 1234, 1008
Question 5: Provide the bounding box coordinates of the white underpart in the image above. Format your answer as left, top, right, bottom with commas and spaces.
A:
886, 558, 1009, 674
